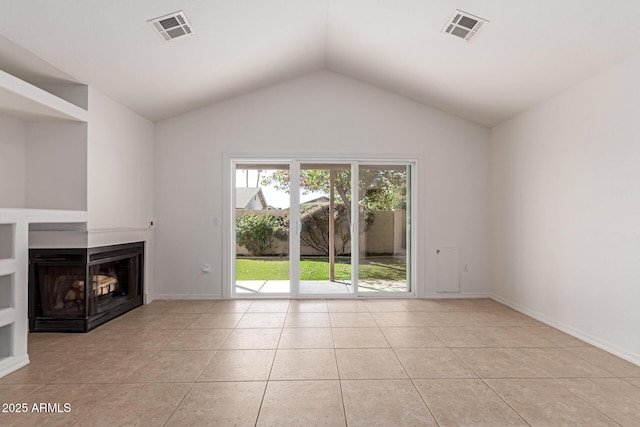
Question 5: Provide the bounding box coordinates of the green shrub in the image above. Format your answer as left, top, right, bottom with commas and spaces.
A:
236, 213, 287, 256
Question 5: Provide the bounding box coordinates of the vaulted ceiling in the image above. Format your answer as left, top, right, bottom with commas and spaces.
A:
1, 0, 640, 126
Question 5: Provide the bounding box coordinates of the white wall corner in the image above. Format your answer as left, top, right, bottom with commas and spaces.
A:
491, 293, 640, 367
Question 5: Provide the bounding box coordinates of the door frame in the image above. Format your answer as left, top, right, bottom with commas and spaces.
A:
222, 153, 418, 299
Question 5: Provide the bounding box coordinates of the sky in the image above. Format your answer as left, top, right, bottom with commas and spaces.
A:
235, 169, 326, 209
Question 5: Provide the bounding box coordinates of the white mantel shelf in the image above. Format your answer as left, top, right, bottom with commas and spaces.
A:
0, 69, 88, 122
29, 227, 152, 249
0, 208, 88, 378
0, 208, 88, 224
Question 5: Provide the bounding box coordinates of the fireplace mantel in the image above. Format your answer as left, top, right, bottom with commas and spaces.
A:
0, 208, 87, 224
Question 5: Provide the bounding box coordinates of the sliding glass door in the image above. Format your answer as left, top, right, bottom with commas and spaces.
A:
298, 163, 353, 295
231, 159, 413, 297
234, 163, 291, 295
357, 164, 411, 293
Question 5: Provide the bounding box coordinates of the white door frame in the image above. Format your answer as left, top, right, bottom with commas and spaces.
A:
223, 153, 418, 299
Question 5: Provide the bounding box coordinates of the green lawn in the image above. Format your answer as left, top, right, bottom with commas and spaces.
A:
235, 257, 406, 281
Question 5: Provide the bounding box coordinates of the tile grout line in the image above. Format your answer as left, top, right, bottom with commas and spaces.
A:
118, 309, 186, 385
253, 304, 286, 427
444, 341, 534, 426
329, 308, 349, 426
101, 306, 201, 426
562, 346, 638, 378
621, 377, 640, 389
161, 381, 198, 427
377, 317, 442, 427
544, 377, 626, 426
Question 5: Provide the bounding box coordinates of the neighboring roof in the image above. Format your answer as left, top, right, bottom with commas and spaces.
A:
236, 187, 267, 209
303, 196, 330, 204
2, 1, 640, 126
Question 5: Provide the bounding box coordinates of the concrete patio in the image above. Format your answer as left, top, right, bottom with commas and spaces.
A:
235, 279, 407, 294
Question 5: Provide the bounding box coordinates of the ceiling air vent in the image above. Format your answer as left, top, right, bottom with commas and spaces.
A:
443, 10, 488, 42
148, 11, 194, 42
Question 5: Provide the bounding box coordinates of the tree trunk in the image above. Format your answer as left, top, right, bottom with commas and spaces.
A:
335, 183, 351, 225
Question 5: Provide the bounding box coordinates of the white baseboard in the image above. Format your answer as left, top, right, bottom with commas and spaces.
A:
153, 293, 223, 300
154, 292, 491, 300
491, 293, 640, 367
0, 355, 29, 379
422, 292, 491, 299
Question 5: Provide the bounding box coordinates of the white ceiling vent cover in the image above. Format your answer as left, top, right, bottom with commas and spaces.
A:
148, 11, 194, 42
443, 10, 488, 42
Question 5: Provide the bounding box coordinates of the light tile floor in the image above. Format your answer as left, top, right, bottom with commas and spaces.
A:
1, 298, 640, 426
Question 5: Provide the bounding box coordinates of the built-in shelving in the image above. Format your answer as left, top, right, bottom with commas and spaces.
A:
0, 259, 15, 277
0, 307, 15, 328
0, 208, 88, 378
0, 224, 13, 259
0, 69, 87, 122
0, 274, 13, 310
0, 60, 91, 378
0, 323, 12, 357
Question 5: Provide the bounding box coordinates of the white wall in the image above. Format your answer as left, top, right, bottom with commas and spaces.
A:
38, 83, 88, 110
0, 114, 26, 207
87, 87, 154, 230
490, 51, 640, 364
154, 71, 490, 299
25, 121, 87, 210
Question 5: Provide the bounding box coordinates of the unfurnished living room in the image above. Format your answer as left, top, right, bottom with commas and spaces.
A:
1, 1, 640, 426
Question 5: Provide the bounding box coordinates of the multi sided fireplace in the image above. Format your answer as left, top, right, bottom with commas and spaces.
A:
29, 242, 144, 332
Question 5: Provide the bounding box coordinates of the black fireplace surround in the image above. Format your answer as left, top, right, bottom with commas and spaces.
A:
29, 242, 144, 332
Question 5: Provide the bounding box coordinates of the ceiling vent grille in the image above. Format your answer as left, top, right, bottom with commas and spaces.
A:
443, 10, 487, 42
148, 11, 193, 42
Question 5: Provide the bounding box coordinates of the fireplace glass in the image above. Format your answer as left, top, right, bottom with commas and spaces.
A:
36, 264, 86, 318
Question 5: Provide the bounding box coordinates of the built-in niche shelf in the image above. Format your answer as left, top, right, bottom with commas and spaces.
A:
0, 69, 88, 213
0, 223, 15, 319
0, 306, 14, 327
0, 69, 87, 122
0, 274, 13, 310
0, 224, 13, 260
0, 323, 12, 360
0, 260, 16, 277
0, 315, 14, 373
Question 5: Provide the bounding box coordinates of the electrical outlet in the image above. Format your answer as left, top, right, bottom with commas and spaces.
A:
463, 264, 469, 273
202, 264, 211, 273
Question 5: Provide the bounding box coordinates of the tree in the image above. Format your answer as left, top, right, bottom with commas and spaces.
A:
262, 168, 407, 221
264, 169, 353, 224
361, 181, 406, 211
300, 202, 350, 255
235, 213, 287, 256
260, 168, 407, 278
